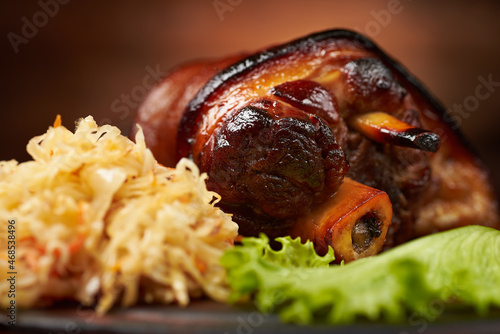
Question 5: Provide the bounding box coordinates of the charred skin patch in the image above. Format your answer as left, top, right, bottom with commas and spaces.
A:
339, 57, 407, 116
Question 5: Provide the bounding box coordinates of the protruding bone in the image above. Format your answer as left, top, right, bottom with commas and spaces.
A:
290, 177, 392, 263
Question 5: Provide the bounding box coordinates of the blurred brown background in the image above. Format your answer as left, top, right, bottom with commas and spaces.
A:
1, 0, 500, 192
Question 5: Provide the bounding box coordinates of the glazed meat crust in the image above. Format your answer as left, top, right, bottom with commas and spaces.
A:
200, 99, 348, 235
133, 29, 499, 247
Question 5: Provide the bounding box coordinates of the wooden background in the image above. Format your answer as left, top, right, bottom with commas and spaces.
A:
1, 0, 499, 193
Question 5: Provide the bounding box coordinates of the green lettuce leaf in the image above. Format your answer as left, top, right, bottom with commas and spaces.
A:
221, 225, 500, 324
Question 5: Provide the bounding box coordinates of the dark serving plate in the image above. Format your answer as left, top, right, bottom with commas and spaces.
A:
3, 300, 500, 334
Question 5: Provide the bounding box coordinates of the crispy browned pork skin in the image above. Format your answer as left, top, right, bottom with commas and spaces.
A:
132, 29, 499, 260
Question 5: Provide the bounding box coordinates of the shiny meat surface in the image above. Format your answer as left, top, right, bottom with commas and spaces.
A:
200, 99, 348, 235
134, 29, 499, 249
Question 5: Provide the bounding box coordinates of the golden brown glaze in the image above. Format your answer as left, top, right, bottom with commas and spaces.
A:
134, 29, 499, 259
132, 54, 245, 167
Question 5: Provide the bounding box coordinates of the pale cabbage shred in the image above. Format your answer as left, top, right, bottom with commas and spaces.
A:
0, 116, 238, 314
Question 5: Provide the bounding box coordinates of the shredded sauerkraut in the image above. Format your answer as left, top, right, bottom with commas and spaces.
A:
0, 116, 238, 314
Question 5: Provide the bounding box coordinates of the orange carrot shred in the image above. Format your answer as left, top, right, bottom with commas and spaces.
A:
194, 258, 207, 273
53, 114, 62, 128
